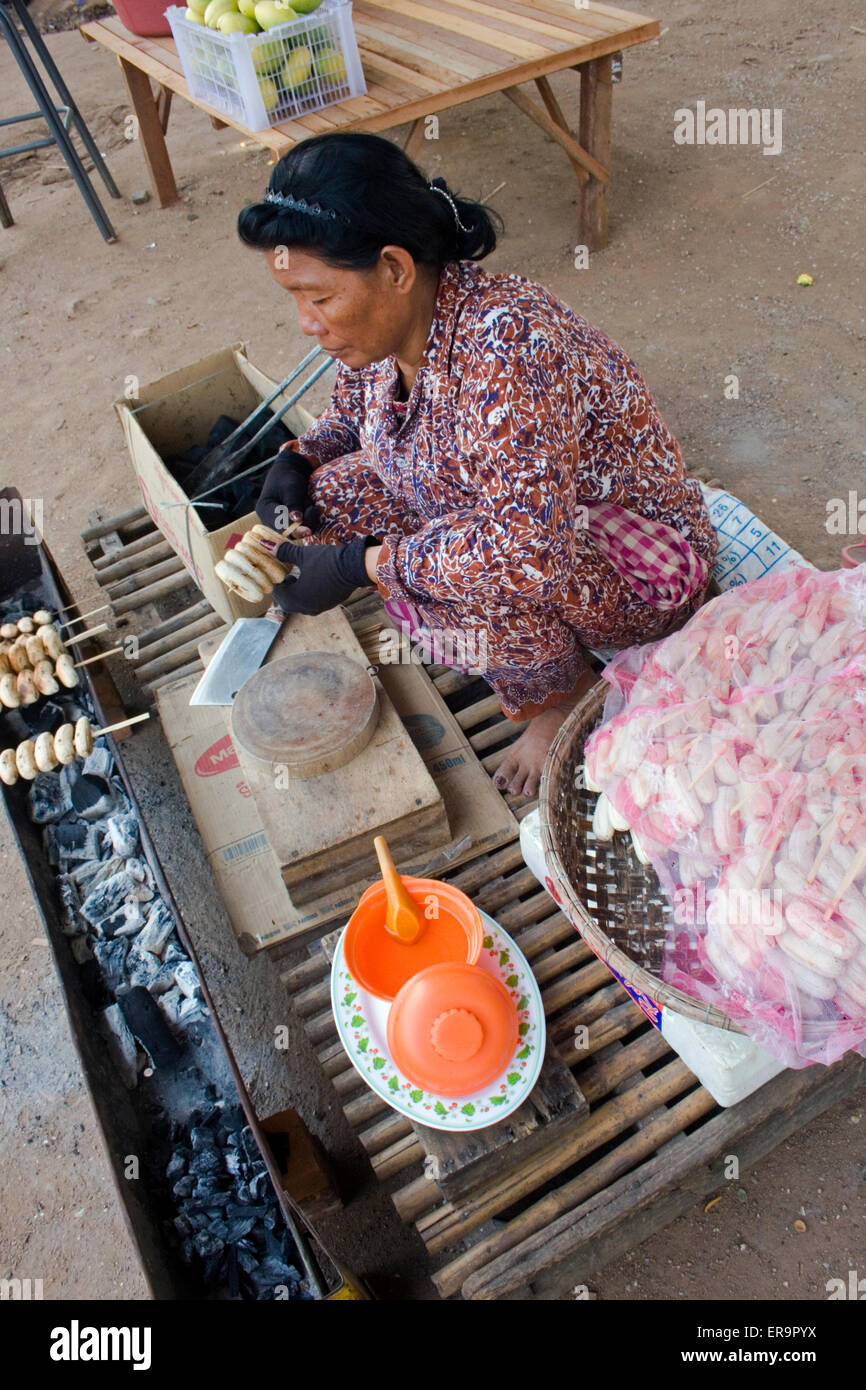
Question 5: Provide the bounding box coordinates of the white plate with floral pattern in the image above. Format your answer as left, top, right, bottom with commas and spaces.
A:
330, 911, 545, 1131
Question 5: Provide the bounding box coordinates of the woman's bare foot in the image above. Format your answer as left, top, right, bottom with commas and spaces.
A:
493, 671, 597, 799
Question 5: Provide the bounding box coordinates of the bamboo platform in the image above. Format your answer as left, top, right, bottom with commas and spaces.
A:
82, 503, 866, 1300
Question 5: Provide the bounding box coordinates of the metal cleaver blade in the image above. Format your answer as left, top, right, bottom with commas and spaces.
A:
188, 616, 282, 706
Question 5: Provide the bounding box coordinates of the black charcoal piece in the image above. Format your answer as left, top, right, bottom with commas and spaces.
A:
57, 878, 81, 936
27, 774, 73, 825
166, 1152, 187, 1181
236, 1248, 259, 1275
70, 773, 116, 822
190, 1126, 216, 1152
172, 1215, 192, 1238
189, 1148, 221, 1177
208, 1220, 229, 1242
225, 1213, 257, 1242
106, 812, 139, 859
193, 1234, 225, 1267
180, 1237, 195, 1264
239, 1127, 259, 1163
172, 1175, 196, 1200
118, 986, 181, 1068
92, 937, 129, 993
248, 1169, 271, 1201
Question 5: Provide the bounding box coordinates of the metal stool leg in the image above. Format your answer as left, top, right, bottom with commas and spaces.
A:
0, 4, 117, 241
10, 0, 120, 200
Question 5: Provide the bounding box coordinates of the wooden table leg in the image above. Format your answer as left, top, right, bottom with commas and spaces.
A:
0, 181, 13, 229
577, 55, 612, 251
155, 85, 173, 135
403, 116, 425, 161
118, 57, 178, 208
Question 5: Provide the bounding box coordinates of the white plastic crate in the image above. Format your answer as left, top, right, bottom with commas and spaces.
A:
167, 0, 366, 132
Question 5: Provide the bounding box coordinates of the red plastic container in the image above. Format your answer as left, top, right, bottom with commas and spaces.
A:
111, 0, 172, 38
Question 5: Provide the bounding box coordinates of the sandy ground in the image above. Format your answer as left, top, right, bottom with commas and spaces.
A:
1, 0, 864, 1301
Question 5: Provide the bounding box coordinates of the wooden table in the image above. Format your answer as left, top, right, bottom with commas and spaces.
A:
81, 2, 659, 248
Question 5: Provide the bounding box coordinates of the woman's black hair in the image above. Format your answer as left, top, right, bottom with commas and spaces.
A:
237, 131, 500, 270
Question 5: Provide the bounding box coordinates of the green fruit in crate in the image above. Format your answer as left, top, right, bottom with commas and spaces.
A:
315, 46, 347, 82
258, 75, 283, 109
185, 6, 205, 20
252, 38, 284, 72
283, 43, 312, 88
290, 0, 323, 11
255, 0, 298, 27
187, 0, 210, 12
238, 0, 258, 16
204, 0, 238, 25
218, 10, 259, 30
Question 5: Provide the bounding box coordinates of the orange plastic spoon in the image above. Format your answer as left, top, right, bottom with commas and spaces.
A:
374, 835, 423, 944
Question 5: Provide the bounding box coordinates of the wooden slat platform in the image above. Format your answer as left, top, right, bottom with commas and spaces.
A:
84, 504, 866, 1299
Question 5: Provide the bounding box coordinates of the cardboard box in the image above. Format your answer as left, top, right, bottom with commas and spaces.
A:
114, 343, 316, 624
156, 660, 518, 953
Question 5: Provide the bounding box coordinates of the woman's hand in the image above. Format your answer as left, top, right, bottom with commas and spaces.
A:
272, 536, 376, 615
256, 447, 318, 537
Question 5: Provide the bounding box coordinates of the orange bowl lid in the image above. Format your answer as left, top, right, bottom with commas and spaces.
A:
387, 963, 519, 1098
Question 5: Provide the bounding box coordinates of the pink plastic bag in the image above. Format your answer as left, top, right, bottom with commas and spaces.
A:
584, 564, 866, 1068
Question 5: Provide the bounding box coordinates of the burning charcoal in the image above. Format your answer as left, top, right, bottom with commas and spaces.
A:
57, 877, 81, 935
69, 935, 93, 965
118, 986, 181, 1069
172, 1175, 196, 1200
135, 900, 175, 957
127, 953, 177, 995
99, 1003, 139, 1089
174, 960, 200, 999
112, 901, 146, 938
166, 1152, 187, 1181
178, 997, 208, 1026
106, 812, 139, 859
162, 941, 185, 965
157, 986, 184, 1031
82, 745, 114, 780
93, 937, 129, 992
27, 774, 73, 825
248, 1169, 271, 1201
81, 868, 146, 927
222, 1149, 243, 1179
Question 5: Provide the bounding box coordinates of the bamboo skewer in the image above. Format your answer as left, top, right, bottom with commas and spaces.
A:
93, 712, 150, 737
64, 623, 109, 644
73, 646, 124, 670
59, 603, 112, 626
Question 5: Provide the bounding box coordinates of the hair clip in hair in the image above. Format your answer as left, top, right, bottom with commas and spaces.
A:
429, 181, 472, 234
264, 189, 340, 221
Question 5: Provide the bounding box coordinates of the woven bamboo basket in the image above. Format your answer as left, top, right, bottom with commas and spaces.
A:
539, 680, 744, 1032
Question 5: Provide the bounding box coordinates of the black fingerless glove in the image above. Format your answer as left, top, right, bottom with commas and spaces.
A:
256, 448, 317, 534
271, 537, 377, 616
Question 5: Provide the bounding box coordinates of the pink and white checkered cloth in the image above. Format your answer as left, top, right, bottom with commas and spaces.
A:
583, 502, 710, 611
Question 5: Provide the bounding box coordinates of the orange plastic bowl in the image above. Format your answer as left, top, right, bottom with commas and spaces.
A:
343, 876, 483, 1002
387, 963, 519, 1098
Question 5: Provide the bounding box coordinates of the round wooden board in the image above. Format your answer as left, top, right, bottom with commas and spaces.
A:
231, 652, 379, 778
